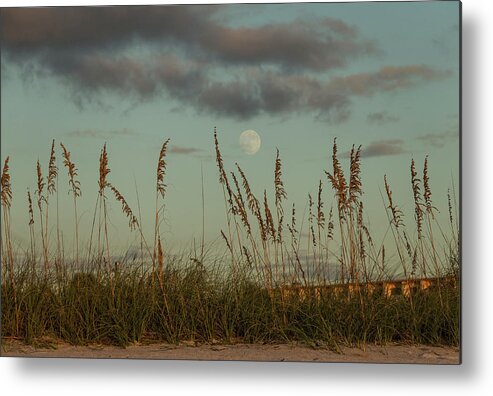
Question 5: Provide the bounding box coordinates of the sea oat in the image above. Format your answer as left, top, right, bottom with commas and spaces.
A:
1, 157, 12, 209
349, 145, 362, 205
423, 156, 436, 216
60, 143, 81, 197
384, 175, 404, 228
231, 172, 251, 234
308, 194, 317, 247
411, 159, 423, 238
263, 190, 276, 241
221, 230, 233, 254
327, 207, 334, 240
325, 138, 347, 212
36, 160, 45, 204
47, 140, 58, 195
237, 163, 266, 240
27, 190, 34, 226
157, 138, 170, 198
274, 148, 287, 211
447, 189, 454, 227
99, 144, 110, 194
108, 183, 139, 231
317, 180, 325, 229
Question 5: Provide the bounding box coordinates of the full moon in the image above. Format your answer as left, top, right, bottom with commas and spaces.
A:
239, 130, 261, 155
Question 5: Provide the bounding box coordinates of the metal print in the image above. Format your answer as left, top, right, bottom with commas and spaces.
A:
0, 1, 461, 363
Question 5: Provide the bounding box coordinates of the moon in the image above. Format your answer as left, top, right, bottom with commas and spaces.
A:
240, 130, 261, 155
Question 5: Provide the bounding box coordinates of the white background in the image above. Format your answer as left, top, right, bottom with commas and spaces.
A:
1, 0, 491, 395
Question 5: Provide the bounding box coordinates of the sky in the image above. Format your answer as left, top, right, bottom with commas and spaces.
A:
0, 1, 460, 263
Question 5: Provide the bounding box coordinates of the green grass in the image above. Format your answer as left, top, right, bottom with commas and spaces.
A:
1, 259, 460, 348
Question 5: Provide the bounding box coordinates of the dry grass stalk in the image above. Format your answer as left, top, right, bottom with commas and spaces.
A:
45, 140, 58, 272
317, 181, 325, 230
27, 189, 36, 264
358, 202, 366, 262
384, 175, 404, 228
214, 129, 238, 276
221, 230, 233, 254
99, 144, 110, 194
308, 194, 317, 248
327, 207, 334, 240
236, 163, 265, 241
60, 143, 81, 198
156, 139, 170, 199
325, 139, 350, 282
242, 245, 253, 268
97, 144, 113, 291
287, 203, 306, 286
349, 145, 362, 205
263, 190, 275, 285
274, 149, 287, 282
27, 190, 34, 226
423, 156, 435, 216
36, 160, 45, 203
447, 189, 454, 228
263, 190, 275, 242
158, 236, 164, 288
1, 157, 12, 209
422, 156, 439, 274
47, 140, 57, 195
411, 159, 423, 238
60, 142, 81, 267
326, 138, 347, 213
1, 156, 18, 330
108, 183, 139, 230
274, 148, 287, 212
36, 160, 49, 273
231, 172, 251, 235
274, 149, 286, 241
153, 138, 171, 284
214, 129, 234, 212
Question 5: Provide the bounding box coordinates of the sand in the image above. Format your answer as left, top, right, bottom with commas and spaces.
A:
1, 340, 460, 364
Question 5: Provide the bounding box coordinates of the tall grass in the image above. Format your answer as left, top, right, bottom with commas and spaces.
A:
1, 129, 460, 348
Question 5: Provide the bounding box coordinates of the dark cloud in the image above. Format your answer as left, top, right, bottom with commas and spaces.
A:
1, 6, 375, 71
1, 6, 217, 55
169, 145, 203, 155
66, 128, 135, 139
190, 67, 447, 121
32, 52, 450, 121
416, 130, 458, 148
0, 6, 452, 121
201, 19, 377, 71
367, 111, 400, 125
356, 140, 407, 158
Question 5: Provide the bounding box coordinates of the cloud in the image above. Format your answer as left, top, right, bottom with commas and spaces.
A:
31, 47, 445, 121
0, 6, 217, 55
48, 54, 450, 121
327, 65, 451, 96
1, 6, 452, 122
349, 139, 407, 158
201, 19, 377, 71
1, 7, 376, 72
416, 130, 458, 148
367, 111, 400, 125
66, 128, 135, 139
169, 145, 203, 155
192, 66, 448, 121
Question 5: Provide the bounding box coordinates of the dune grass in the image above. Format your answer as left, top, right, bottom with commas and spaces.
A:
0, 129, 460, 349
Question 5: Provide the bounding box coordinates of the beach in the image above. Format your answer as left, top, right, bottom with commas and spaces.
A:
2, 340, 460, 364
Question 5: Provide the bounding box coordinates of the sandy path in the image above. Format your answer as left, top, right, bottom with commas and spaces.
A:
1, 340, 459, 364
